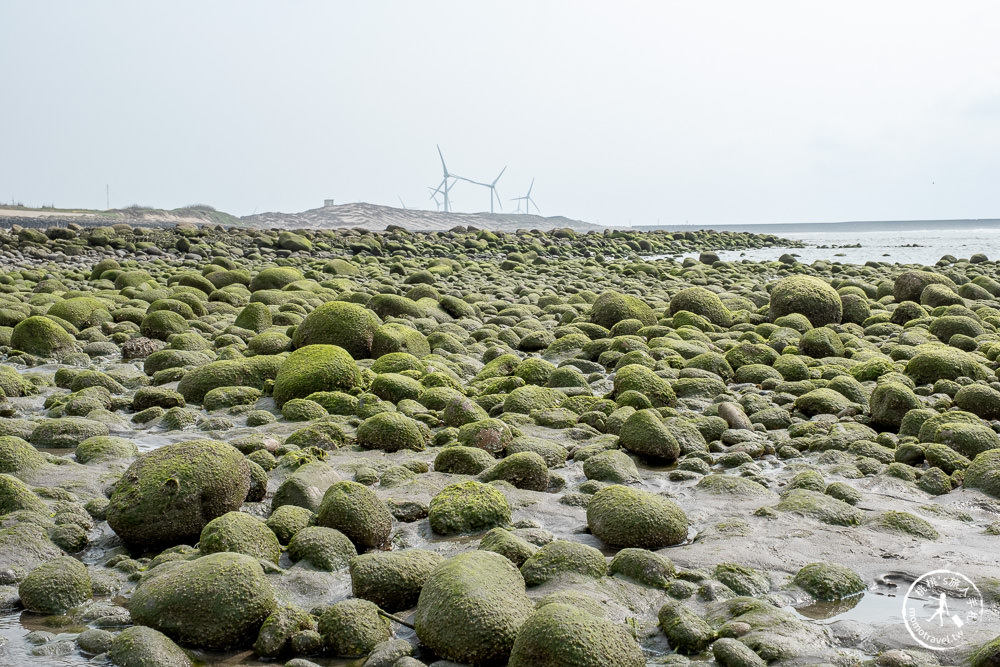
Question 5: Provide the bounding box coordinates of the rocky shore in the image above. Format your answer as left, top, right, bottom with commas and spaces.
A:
0, 222, 997, 666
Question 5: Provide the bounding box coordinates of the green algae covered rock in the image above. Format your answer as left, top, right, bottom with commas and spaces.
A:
658, 601, 716, 654
0, 473, 46, 514
371, 322, 431, 358
434, 445, 496, 475
288, 526, 357, 570
479, 451, 549, 491
870, 510, 940, 540
587, 484, 688, 548
199, 511, 280, 563
894, 269, 956, 302
613, 364, 676, 408
774, 489, 863, 526
11, 316, 75, 357
107, 439, 251, 550
905, 346, 987, 385
478, 527, 538, 567
415, 550, 534, 665
792, 562, 865, 601
669, 287, 732, 327
129, 552, 276, 650
508, 603, 645, 667
30, 416, 109, 449
971, 635, 1000, 667
291, 300, 382, 359
618, 408, 680, 462
520, 539, 607, 586
429, 480, 511, 535
272, 344, 360, 408
357, 411, 428, 452
316, 480, 393, 549
0, 435, 45, 473
108, 626, 192, 667
317, 598, 391, 658
869, 381, 921, 431
349, 548, 444, 612
177, 355, 283, 403
18, 556, 92, 613
609, 548, 675, 588
248, 266, 304, 291
590, 291, 656, 329
769, 275, 842, 327
457, 417, 513, 454
253, 605, 315, 659
966, 450, 1000, 498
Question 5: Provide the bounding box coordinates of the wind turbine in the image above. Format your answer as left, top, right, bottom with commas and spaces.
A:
455, 166, 507, 214
429, 145, 463, 213
511, 178, 539, 215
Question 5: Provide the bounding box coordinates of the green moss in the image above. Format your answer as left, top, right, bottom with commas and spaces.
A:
428, 480, 511, 535
658, 601, 716, 654
434, 445, 496, 475
582, 449, 640, 483
287, 525, 357, 570
588, 484, 688, 548
478, 527, 538, 567
590, 291, 656, 329
613, 364, 676, 407
0, 435, 45, 473
618, 409, 680, 462
280, 398, 328, 421
696, 474, 771, 497
769, 275, 842, 326
774, 489, 863, 526
249, 266, 304, 291
316, 480, 393, 549
905, 346, 987, 384
11, 316, 75, 357
371, 322, 430, 358
199, 511, 281, 562
792, 562, 865, 600
29, 416, 109, 449
869, 510, 940, 539
508, 603, 644, 667
129, 552, 276, 650
349, 548, 444, 612
669, 287, 732, 327
608, 548, 675, 588
479, 451, 549, 491
203, 386, 261, 411
291, 300, 382, 358
75, 435, 138, 463
108, 625, 192, 667
272, 344, 359, 408
107, 439, 250, 550
520, 539, 607, 586
715, 562, 771, 596
414, 550, 534, 665
894, 270, 956, 302
357, 411, 428, 452
253, 605, 315, 659
265, 504, 313, 545
177, 355, 284, 403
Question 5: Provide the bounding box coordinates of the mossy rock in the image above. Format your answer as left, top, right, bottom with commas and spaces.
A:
357, 411, 429, 452
658, 601, 716, 654
203, 386, 261, 412
479, 451, 549, 491
774, 489, 862, 526
428, 480, 511, 535
129, 552, 276, 650
618, 409, 680, 462
669, 287, 732, 327
966, 449, 1000, 498
971, 635, 1000, 667
317, 598, 391, 658
107, 439, 251, 550
47, 296, 112, 329
349, 548, 444, 612
272, 344, 360, 408
793, 388, 858, 417
316, 480, 393, 549
265, 504, 314, 545
288, 525, 357, 570
233, 302, 273, 333
18, 556, 92, 613
520, 539, 607, 586
11, 316, 76, 358
249, 266, 304, 291
715, 562, 770, 596
582, 449, 640, 483
0, 435, 46, 473
29, 417, 109, 449
108, 625, 192, 667
613, 364, 676, 408
587, 484, 688, 548
457, 417, 513, 454
434, 445, 496, 475
371, 322, 431, 358
199, 511, 281, 562
503, 385, 567, 415
478, 527, 538, 567
508, 603, 644, 667
905, 346, 987, 385
869, 381, 921, 431
291, 300, 382, 359
869, 510, 940, 540
140, 310, 189, 340
414, 550, 534, 665
792, 562, 865, 601
177, 355, 283, 403
769, 275, 842, 327
75, 435, 138, 463
590, 291, 656, 329
608, 548, 675, 589
893, 270, 956, 302
272, 461, 342, 513
696, 474, 771, 497
280, 398, 328, 422
132, 386, 186, 411
798, 327, 844, 358
370, 372, 423, 403
253, 605, 316, 659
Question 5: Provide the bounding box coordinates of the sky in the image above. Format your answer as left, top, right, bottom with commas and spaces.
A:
2, 1, 1000, 226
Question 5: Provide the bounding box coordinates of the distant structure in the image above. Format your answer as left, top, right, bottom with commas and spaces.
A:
429, 145, 466, 213
511, 178, 539, 215
324, 199, 335, 207
461, 166, 507, 214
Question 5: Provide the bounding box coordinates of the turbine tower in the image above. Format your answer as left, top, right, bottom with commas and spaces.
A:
511, 178, 539, 215
458, 166, 507, 214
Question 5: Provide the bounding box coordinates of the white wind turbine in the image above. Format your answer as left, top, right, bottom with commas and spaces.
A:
429, 145, 466, 213
511, 178, 539, 215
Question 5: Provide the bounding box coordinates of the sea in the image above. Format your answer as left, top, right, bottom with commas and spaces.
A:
645, 220, 1000, 267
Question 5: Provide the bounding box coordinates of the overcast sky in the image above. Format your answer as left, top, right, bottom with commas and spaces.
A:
2, 2, 999, 226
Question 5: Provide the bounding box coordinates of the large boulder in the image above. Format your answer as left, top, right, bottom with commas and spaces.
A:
508, 603, 645, 667
768, 276, 842, 327
415, 550, 534, 664
893, 270, 956, 302
18, 556, 92, 613
272, 344, 360, 408
108, 626, 192, 667
107, 440, 251, 551
199, 511, 281, 563
316, 480, 393, 549
350, 549, 444, 612
176, 356, 284, 403
11, 316, 75, 358
129, 552, 277, 650
428, 480, 511, 535
668, 287, 732, 327
587, 484, 689, 548
590, 291, 656, 329
291, 301, 382, 359
965, 450, 1000, 498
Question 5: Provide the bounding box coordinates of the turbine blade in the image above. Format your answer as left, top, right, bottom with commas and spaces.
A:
437, 145, 448, 175
527, 177, 535, 196
492, 166, 507, 186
